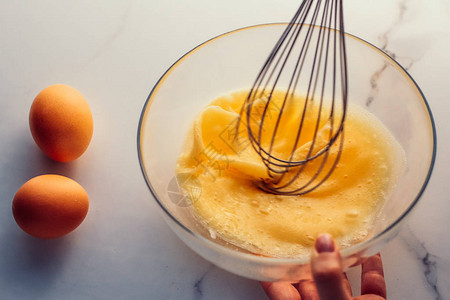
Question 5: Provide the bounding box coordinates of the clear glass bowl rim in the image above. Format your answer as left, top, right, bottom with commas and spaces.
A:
137, 23, 437, 264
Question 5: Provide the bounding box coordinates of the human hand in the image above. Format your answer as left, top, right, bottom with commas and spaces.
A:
261, 233, 386, 300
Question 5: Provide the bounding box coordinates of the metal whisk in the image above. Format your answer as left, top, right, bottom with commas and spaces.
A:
239, 0, 348, 196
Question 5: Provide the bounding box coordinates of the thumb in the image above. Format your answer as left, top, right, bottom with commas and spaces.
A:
311, 234, 351, 300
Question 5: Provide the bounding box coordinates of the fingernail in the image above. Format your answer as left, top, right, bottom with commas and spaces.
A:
315, 233, 335, 253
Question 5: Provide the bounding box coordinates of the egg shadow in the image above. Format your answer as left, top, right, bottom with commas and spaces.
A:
20, 234, 71, 269
8, 133, 78, 187
1, 133, 79, 296
1, 228, 73, 297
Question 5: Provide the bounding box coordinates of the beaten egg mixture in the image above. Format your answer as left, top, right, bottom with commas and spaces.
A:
176, 90, 404, 258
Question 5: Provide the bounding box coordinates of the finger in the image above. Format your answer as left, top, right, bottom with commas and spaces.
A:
361, 253, 386, 298
314, 234, 352, 296
297, 279, 320, 300
296, 274, 351, 300
353, 295, 385, 300
260, 281, 301, 300
311, 234, 351, 300
316, 234, 353, 295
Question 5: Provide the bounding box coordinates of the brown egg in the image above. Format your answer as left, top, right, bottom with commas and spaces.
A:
12, 174, 89, 239
29, 84, 94, 162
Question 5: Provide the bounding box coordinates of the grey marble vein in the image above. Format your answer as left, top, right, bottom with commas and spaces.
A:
399, 226, 444, 300
366, 0, 413, 107
365, 62, 388, 107
193, 264, 214, 300
397, 55, 421, 71
88, 2, 134, 62
378, 0, 408, 59
377, 0, 426, 72
422, 252, 439, 300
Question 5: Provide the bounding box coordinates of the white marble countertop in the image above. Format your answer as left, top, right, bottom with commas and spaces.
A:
0, 0, 449, 299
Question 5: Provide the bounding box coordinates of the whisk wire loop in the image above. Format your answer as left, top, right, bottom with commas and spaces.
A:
238, 0, 348, 195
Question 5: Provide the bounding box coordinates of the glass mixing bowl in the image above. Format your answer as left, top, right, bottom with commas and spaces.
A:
137, 24, 436, 281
